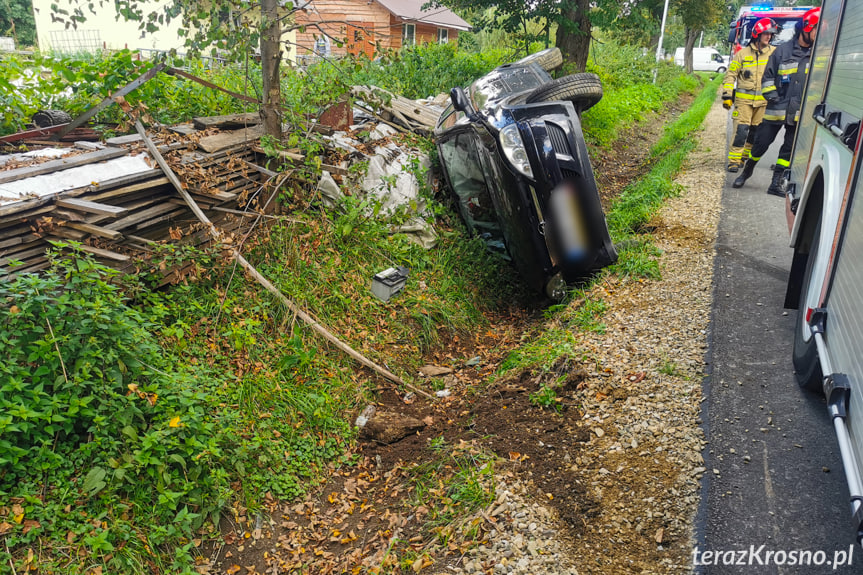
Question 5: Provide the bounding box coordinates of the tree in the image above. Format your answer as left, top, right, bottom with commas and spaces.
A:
429, 0, 557, 55
51, 0, 286, 137
592, 0, 668, 49
675, 0, 724, 72
0, 0, 37, 46
555, 0, 592, 71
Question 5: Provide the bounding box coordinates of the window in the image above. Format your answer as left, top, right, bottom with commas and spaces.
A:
438, 28, 448, 44
403, 23, 415, 46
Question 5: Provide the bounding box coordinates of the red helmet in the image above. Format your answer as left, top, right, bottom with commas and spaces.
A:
752, 17, 779, 40
802, 7, 820, 33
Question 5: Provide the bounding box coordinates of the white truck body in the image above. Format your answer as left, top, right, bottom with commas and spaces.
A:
674, 47, 728, 72
784, 0, 863, 543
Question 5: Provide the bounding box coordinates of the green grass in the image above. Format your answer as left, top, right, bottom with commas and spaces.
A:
0, 44, 721, 574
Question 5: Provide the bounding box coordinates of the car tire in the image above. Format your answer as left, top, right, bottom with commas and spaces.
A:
792, 219, 823, 393
513, 47, 563, 72
524, 73, 603, 114
717, 66, 727, 73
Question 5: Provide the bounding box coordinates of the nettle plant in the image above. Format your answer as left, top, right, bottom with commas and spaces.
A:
0, 249, 233, 561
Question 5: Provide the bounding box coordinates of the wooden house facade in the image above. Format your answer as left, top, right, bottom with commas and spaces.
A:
292, 0, 470, 62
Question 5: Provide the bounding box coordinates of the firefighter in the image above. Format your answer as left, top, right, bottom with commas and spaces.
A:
733, 7, 820, 195
722, 17, 778, 172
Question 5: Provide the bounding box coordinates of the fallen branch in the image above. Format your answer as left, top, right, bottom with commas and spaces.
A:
130, 117, 434, 401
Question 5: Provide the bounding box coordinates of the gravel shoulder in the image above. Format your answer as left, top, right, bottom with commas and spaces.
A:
426, 95, 728, 575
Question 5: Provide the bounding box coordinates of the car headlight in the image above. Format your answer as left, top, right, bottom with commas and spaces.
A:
499, 124, 534, 179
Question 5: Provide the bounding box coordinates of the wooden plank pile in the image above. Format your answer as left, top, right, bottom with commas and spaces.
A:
0, 118, 276, 281
351, 85, 445, 135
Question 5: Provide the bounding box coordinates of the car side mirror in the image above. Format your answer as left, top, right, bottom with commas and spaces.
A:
727, 27, 736, 44
450, 87, 471, 114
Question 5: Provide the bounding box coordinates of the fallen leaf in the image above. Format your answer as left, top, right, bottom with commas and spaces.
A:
225, 565, 241, 575
169, 416, 182, 428
22, 519, 40, 534
0, 522, 12, 534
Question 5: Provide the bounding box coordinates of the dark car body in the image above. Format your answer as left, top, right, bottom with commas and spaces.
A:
435, 61, 616, 296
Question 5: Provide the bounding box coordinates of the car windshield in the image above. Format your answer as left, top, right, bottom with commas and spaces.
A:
468, 66, 545, 110
740, 16, 801, 46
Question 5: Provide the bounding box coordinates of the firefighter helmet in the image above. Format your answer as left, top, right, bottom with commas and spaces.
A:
802, 7, 820, 33
751, 18, 779, 40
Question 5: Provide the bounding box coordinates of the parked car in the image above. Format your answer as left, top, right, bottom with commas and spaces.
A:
673, 47, 728, 72
434, 48, 617, 298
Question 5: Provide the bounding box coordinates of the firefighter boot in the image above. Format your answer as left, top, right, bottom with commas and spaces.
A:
732, 159, 757, 188
766, 168, 785, 197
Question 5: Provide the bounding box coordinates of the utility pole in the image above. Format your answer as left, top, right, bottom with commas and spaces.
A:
653, 0, 671, 83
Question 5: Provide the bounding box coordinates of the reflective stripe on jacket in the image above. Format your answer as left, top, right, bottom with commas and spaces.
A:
722, 43, 775, 107
761, 34, 813, 124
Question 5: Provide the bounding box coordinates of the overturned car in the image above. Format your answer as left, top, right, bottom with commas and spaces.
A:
434, 48, 616, 298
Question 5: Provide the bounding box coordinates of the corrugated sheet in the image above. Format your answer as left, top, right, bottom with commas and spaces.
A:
790, 0, 841, 187
826, 166, 863, 464
826, 4, 863, 117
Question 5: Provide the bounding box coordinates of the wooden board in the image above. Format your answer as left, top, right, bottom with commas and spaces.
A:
197, 125, 266, 153
351, 85, 442, 131
105, 133, 143, 146
65, 222, 124, 240
74, 243, 131, 262
104, 202, 183, 231
55, 198, 129, 217
193, 113, 260, 130
87, 177, 171, 202
0, 148, 128, 185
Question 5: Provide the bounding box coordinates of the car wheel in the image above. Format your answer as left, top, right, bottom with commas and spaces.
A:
512, 47, 563, 72
717, 66, 727, 73
792, 218, 823, 393
524, 73, 603, 114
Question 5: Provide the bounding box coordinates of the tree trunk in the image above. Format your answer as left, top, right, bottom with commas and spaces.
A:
684, 27, 699, 74
555, 0, 591, 72
260, 0, 281, 139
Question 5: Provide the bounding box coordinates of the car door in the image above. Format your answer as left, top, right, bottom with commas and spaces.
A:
437, 128, 507, 253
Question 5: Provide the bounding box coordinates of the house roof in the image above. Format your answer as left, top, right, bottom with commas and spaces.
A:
375, 0, 471, 31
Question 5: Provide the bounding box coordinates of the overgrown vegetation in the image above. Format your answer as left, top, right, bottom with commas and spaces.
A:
0, 37, 716, 573
581, 43, 700, 147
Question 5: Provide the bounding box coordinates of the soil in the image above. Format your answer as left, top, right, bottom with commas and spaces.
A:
205, 88, 719, 575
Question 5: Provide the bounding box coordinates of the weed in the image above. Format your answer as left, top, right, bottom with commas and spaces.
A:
660, 360, 679, 376
529, 385, 562, 411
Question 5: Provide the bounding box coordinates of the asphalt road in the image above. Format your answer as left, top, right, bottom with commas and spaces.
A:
697, 121, 860, 574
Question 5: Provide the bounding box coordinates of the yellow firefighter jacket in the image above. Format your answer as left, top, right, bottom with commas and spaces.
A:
722, 42, 776, 108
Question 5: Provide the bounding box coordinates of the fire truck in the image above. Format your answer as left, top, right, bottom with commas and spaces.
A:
782, 0, 863, 544
727, 5, 814, 54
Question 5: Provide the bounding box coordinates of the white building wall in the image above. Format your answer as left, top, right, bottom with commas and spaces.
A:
32, 0, 188, 53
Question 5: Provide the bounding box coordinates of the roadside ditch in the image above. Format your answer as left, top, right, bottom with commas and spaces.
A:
210, 77, 725, 575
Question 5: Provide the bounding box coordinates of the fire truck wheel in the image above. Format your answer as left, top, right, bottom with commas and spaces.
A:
792, 219, 824, 393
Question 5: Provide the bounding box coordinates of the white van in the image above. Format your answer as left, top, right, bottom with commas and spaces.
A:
673, 47, 728, 72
